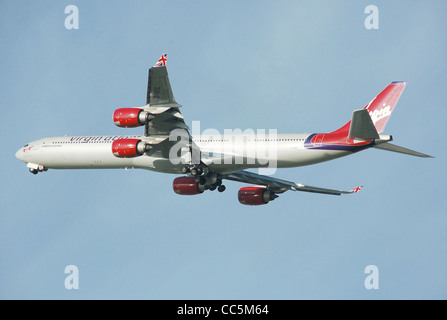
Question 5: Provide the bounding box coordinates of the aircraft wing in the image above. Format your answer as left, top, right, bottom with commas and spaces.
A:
222, 170, 362, 196
141, 54, 201, 163
143, 54, 189, 136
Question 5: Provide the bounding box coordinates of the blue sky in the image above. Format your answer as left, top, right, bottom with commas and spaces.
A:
1, 0, 446, 299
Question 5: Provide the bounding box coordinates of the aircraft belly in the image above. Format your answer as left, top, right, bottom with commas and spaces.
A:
38, 143, 133, 169
206, 142, 351, 173
132, 156, 181, 174
276, 147, 351, 167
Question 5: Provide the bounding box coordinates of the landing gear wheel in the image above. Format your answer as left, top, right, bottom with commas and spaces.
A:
29, 168, 38, 175
209, 185, 217, 191
190, 166, 203, 177
199, 176, 207, 185
181, 165, 190, 174
218, 185, 226, 193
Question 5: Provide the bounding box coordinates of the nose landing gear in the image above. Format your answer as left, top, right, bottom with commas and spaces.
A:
27, 164, 47, 175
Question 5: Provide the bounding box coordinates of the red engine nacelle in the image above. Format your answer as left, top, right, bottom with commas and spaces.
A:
238, 187, 278, 205
113, 108, 150, 128
112, 139, 149, 158
173, 176, 205, 195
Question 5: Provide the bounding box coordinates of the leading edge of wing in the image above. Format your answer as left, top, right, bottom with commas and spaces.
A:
223, 170, 362, 196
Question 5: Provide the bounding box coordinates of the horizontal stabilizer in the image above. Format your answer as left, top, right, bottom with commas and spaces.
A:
374, 143, 433, 158
348, 109, 380, 140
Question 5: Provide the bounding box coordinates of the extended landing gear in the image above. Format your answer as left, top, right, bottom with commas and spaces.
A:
181, 165, 190, 174
208, 181, 226, 192
182, 164, 226, 193
182, 164, 208, 177
190, 166, 203, 177
182, 164, 206, 177
28, 165, 47, 175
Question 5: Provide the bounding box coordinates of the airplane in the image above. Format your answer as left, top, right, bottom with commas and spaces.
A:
15, 54, 433, 205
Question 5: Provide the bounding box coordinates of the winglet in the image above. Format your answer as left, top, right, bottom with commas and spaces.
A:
153, 53, 167, 67
349, 186, 364, 193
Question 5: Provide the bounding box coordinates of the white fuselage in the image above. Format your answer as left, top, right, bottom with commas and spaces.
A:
15, 133, 353, 174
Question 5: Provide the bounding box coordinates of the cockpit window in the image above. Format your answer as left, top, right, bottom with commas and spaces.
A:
23, 144, 29, 147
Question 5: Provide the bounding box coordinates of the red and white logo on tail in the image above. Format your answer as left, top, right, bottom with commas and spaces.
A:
364, 81, 407, 134
350, 186, 364, 193
153, 53, 167, 67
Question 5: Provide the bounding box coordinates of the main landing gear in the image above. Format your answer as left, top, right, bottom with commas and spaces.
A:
181, 164, 226, 192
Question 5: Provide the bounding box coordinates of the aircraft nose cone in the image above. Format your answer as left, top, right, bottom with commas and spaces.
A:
15, 148, 25, 162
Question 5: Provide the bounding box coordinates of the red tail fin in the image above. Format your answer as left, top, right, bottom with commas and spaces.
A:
331, 81, 407, 135
365, 81, 407, 134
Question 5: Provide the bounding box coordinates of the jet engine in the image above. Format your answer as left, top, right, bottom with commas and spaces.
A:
173, 176, 206, 195
112, 139, 150, 158
238, 187, 278, 205
113, 108, 150, 128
